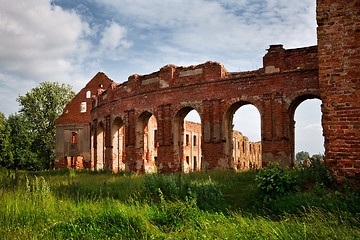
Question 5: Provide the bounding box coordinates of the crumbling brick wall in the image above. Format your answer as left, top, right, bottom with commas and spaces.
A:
317, 0, 360, 183
55, 2, 360, 182
90, 45, 319, 173
55, 72, 113, 169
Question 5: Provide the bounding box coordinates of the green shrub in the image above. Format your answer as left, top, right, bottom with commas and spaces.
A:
188, 178, 226, 211
255, 162, 298, 200
297, 157, 334, 190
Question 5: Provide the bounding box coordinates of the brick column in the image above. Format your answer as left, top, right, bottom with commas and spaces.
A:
124, 109, 137, 172
262, 93, 292, 167
104, 115, 112, 170
317, 0, 360, 183
92, 119, 98, 170
156, 104, 178, 172
202, 99, 226, 169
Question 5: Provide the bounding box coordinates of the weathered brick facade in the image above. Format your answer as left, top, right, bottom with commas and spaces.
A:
232, 131, 262, 170
55, 72, 113, 169
54, 1, 359, 182
317, 0, 360, 183
54, 45, 318, 172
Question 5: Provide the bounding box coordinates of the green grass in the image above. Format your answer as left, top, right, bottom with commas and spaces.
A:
0, 167, 359, 239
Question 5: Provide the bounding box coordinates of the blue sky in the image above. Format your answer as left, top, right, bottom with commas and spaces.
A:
0, 0, 323, 155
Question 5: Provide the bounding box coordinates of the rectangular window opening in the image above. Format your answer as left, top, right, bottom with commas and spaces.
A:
80, 102, 87, 113
154, 130, 158, 148
72, 132, 78, 144
186, 134, 190, 146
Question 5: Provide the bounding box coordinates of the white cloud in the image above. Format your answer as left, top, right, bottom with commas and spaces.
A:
0, 0, 91, 80
0, 0, 132, 115
97, 22, 132, 60
96, 0, 316, 71
0, 0, 323, 154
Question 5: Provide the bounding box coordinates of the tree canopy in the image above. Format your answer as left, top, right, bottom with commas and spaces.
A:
0, 82, 75, 170
0, 112, 13, 168
295, 151, 310, 163
7, 114, 39, 170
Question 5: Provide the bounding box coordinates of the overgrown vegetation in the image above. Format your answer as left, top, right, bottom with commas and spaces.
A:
255, 162, 298, 200
0, 164, 359, 239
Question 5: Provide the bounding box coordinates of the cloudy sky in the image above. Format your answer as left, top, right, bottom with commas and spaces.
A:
0, 0, 323, 155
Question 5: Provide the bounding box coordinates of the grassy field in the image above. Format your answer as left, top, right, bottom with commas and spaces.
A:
0, 165, 359, 239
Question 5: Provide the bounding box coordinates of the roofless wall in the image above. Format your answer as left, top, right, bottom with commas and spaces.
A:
90, 45, 319, 172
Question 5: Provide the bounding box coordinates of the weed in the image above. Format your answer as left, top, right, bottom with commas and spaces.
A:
255, 162, 298, 200
0, 168, 359, 239
143, 173, 225, 211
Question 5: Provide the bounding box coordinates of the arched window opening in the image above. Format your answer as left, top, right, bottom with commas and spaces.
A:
112, 118, 125, 172
293, 99, 324, 165
225, 103, 261, 171
174, 108, 202, 173
86, 90, 91, 98
96, 122, 105, 170
136, 112, 158, 173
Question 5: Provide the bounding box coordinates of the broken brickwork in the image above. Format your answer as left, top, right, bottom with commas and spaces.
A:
232, 131, 262, 170
55, 1, 359, 181
317, 0, 360, 183
55, 72, 113, 169
88, 45, 318, 173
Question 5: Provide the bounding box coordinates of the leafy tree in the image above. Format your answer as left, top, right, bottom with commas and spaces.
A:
295, 151, 310, 163
7, 114, 39, 170
311, 153, 325, 162
17, 82, 75, 170
0, 112, 13, 168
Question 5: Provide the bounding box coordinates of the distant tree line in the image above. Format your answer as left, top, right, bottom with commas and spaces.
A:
295, 151, 325, 165
0, 82, 75, 170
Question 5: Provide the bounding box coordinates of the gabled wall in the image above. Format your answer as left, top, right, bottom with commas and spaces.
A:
55, 72, 113, 169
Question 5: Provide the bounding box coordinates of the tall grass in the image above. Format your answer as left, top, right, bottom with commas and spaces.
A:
0, 167, 359, 239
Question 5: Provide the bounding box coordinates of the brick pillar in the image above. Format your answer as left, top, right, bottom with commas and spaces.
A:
125, 109, 137, 172
317, 0, 360, 183
156, 104, 178, 172
93, 119, 98, 170
262, 93, 292, 167
104, 115, 112, 170
202, 99, 225, 169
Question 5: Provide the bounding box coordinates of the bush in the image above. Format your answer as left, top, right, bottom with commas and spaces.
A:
255, 162, 298, 200
298, 157, 334, 190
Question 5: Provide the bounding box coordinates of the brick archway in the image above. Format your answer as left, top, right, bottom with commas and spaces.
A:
89, 45, 319, 172
173, 107, 202, 173
223, 101, 262, 170
135, 111, 158, 173
288, 94, 322, 164
56, 1, 360, 183
95, 121, 105, 170
111, 117, 125, 172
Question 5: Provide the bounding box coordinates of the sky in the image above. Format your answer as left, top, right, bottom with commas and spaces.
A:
0, 0, 323, 155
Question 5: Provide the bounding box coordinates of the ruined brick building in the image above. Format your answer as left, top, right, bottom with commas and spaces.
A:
55, 0, 359, 183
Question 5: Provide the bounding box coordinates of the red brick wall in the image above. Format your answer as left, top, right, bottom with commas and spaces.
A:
55, 2, 360, 181
89, 46, 319, 173
317, 0, 360, 183
55, 72, 113, 169
56, 72, 113, 125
